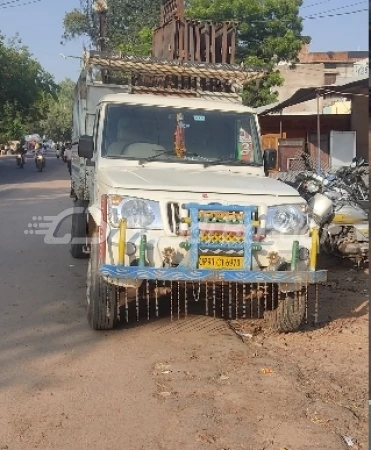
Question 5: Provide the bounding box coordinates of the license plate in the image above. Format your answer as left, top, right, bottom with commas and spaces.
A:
198, 256, 243, 270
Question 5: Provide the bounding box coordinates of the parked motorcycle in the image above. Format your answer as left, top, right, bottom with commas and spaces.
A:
292, 155, 368, 202
285, 171, 369, 267
334, 157, 368, 201
35, 152, 46, 172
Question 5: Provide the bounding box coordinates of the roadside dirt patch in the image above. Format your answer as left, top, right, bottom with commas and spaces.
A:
1, 254, 367, 450
147, 261, 368, 450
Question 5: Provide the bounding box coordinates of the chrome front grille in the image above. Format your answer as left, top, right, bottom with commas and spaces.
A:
167, 202, 181, 234
166, 201, 262, 237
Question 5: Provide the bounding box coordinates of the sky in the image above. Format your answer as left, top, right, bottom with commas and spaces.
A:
0, 0, 368, 83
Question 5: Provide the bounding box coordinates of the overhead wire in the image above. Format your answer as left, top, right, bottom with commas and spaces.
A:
0, 0, 366, 74
0, 0, 24, 5
302, 0, 367, 17
209, 8, 369, 23
301, 0, 338, 9
0, 0, 367, 19
303, 8, 368, 19
0, 0, 43, 8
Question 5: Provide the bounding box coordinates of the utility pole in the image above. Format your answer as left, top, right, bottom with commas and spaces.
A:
93, 0, 108, 52
92, 0, 108, 80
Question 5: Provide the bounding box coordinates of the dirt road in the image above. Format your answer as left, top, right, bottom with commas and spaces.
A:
0, 155, 367, 450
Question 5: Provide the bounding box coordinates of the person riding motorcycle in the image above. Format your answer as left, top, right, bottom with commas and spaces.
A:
15, 143, 26, 156
15, 142, 27, 164
34, 143, 46, 170
35, 143, 44, 159
35, 143, 41, 153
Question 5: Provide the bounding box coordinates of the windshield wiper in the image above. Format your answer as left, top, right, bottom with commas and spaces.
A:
139, 150, 176, 163
140, 151, 203, 163
203, 158, 262, 168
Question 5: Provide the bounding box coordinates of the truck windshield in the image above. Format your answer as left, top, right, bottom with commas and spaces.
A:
101, 104, 263, 165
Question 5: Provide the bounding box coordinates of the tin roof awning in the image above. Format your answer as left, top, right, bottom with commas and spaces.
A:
256, 75, 368, 116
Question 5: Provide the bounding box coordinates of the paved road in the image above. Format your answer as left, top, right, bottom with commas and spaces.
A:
0, 151, 60, 190
0, 152, 240, 450
0, 152, 362, 450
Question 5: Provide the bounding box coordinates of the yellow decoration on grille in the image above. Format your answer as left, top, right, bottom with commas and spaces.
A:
200, 231, 244, 244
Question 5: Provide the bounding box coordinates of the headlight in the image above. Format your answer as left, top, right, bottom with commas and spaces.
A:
307, 180, 319, 193
107, 195, 163, 229
266, 205, 307, 234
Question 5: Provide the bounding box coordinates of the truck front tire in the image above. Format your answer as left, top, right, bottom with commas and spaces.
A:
70, 199, 89, 259
87, 233, 118, 330
265, 289, 306, 332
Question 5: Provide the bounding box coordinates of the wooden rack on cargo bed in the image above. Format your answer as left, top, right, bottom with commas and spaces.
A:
81, 51, 267, 102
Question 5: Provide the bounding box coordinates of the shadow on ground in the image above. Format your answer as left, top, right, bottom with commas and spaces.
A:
0, 180, 97, 393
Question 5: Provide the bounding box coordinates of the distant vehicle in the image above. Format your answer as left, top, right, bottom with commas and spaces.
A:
35, 150, 46, 172
16, 153, 25, 168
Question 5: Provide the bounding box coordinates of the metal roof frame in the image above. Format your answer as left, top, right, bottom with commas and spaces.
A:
84, 51, 267, 84
257, 76, 368, 116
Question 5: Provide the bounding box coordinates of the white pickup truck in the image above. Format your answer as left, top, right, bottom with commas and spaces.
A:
70, 52, 327, 332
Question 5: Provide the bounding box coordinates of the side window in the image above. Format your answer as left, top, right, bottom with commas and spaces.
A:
93, 109, 101, 153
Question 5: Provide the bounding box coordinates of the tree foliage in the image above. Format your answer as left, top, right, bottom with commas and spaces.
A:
62, 0, 309, 106
0, 33, 57, 142
186, 0, 308, 106
63, 0, 161, 55
39, 79, 75, 142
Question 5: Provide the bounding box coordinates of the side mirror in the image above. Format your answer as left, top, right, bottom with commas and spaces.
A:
357, 157, 365, 167
351, 156, 365, 168
263, 148, 277, 174
78, 135, 94, 159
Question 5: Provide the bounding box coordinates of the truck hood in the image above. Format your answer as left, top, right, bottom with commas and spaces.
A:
99, 166, 299, 197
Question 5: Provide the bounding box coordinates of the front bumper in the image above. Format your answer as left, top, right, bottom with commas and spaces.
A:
99, 265, 327, 284
98, 201, 327, 286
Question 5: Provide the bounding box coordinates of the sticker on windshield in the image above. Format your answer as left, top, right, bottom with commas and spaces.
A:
239, 128, 251, 143
193, 115, 205, 122
237, 142, 252, 162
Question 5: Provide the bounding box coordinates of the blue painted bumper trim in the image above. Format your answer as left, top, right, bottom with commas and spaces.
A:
99, 265, 327, 284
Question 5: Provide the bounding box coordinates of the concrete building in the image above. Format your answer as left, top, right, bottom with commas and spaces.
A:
297, 45, 368, 85
322, 58, 369, 114
275, 63, 324, 114
274, 45, 368, 114
323, 101, 351, 115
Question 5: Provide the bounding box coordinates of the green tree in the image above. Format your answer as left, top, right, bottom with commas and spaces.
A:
62, 0, 161, 55
186, 0, 309, 107
62, 0, 309, 107
40, 79, 75, 142
0, 33, 57, 142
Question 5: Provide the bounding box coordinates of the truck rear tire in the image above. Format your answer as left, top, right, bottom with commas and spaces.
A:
70, 199, 89, 259
87, 233, 118, 330
265, 290, 306, 332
